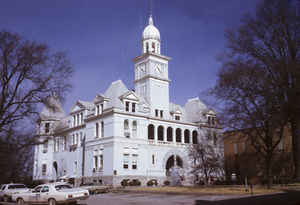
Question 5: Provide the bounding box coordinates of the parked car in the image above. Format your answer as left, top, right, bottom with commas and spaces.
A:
0, 183, 30, 202
12, 182, 89, 205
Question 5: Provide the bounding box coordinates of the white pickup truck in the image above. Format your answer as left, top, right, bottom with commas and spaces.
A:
12, 183, 89, 205
0, 184, 30, 202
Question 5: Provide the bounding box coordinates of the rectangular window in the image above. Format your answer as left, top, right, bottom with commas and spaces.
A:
233, 143, 238, 154
160, 110, 163, 118
42, 164, 47, 176
45, 123, 50, 133
101, 104, 104, 114
43, 141, 48, 153
77, 114, 80, 126
101, 121, 104, 138
62, 136, 66, 151
72, 134, 75, 145
123, 154, 129, 169
80, 113, 83, 124
175, 116, 180, 120
54, 138, 59, 152
96, 123, 99, 138
132, 154, 138, 170
96, 105, 100, 115
79, 132, 83, 146
94, 156, 98, 170
125, 102, 130, 112
155, 109, 158, 117
152, 155, 155, 165
76, 133, 79, 145
99, 155, 103, 170
73, 115, 76, 127
132, 103, 136, 113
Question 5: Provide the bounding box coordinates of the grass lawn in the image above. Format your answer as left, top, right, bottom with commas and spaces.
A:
121, 185, 286, 195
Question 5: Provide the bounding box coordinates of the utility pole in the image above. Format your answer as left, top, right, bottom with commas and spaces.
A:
81, 134, 86, 185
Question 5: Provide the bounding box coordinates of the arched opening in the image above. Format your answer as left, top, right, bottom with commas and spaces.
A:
158, 126, 164, 141
184, 129, 190, 144
167, 127, 173, 142
148, 124, 154, 140
165, 155, 183, 176
146, 42, 149, 53
192, 130, 198, 144
152, 42, 155, 53
176, 128, 182, 143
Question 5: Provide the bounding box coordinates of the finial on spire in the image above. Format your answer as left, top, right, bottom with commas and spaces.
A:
149, 15, 153, 25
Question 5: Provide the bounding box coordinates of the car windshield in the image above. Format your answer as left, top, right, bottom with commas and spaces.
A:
8, 184, 26, 189
55, 185, 72, 190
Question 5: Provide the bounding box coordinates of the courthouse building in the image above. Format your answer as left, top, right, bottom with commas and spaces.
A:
33, 15, 222, 186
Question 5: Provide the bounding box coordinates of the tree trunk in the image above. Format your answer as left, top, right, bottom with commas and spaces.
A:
291, 115, 300, 181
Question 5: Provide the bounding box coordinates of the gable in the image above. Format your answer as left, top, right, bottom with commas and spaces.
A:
93, 94, 108, 104
119, 91, 139, 102
70, 103, 84, 114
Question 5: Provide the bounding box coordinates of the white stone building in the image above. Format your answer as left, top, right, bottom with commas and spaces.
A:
33, 15, 222, 186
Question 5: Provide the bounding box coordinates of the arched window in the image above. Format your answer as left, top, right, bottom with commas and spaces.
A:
152, 42, 155, 53
167, 127, 173, 142
132, 121, 137, 137
176, 128, 182, 143
192, 130, 198, 144
148, 124, 154, 140
158, 125, 164, 141
184, 129, 190, 144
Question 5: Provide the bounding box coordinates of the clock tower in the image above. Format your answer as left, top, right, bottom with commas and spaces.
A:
133, 15, 171, 118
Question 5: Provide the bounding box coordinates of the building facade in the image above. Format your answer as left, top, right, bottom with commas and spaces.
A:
33, 16, 222, 186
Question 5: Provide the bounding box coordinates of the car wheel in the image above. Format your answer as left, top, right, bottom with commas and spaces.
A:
48, 198, 57, 205
3, 196, 9, 202
17, 198, 25, 205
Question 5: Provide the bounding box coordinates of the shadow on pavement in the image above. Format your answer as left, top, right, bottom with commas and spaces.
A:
195, 190, 300, 205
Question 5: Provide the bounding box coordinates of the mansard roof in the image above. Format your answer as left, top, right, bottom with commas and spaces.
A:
40, 96, 65, 121
104, 80, 129, 109
184, 97, 208, 123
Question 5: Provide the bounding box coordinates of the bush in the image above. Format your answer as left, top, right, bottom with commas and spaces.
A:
147, 179, 158, 186
163, 180, 170, 186
121, 179, 130, 187
129, 179, 141, 186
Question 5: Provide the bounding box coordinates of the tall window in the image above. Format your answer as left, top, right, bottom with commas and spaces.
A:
125, 102, 130, 112
74, 161, 77, 174
158, 126, 164, 141
152, 154, 155, 165
192, 130, 198, 144
80, 113, 83, 124
176, 128, 182, 143
148, 124, 155, 140
152, 42, 155, 52
155, 109, 158, 117
146, 42, 149, 52
77, 113, 80, 126
62, 136, 66, 151
96, 123, 99, 138
124, 120, 129, 138
73, 115, 76, 127
45, 123, 50, 133
123, 154, 129, 169
96, 105, 100, 115
43, 141, 48, 153
132, 103, 136, 113
132, 154, 138, 169
54, 137, 59, 152
167, 127, 173, 142
184, 129, 190, 144
101, 104, 104, 113
213, 132, 217, 146
132, 121, 137, 137
75, 133, 79, 145
101, 121, 104, 137
42, 164, 47, 176
160, 110, 163, 118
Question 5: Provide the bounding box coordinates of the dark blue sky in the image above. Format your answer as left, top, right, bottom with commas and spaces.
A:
0, 0, 260, 112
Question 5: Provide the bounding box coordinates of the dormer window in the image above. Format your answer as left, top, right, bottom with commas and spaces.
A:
45, 123, 50, 133
95, 103, 104, 115
175, 115, 180, 121
132, 103, 136, 113
125, 102, 130, 112
155, 109, 158, 117
160, 110, 163, 118
208, 116, 217, 126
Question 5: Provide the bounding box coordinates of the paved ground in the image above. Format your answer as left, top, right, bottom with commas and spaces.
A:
1, 191, 299, 205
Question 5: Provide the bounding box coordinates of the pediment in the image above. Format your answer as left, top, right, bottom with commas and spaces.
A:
70, 101, 85, 113
207, 109, 216, 115
119, 91, 139, 102
93, 94, 108, 104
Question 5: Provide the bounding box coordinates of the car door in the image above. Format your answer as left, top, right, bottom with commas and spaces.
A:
40, 186, 50, 203
29, 186, 43, 204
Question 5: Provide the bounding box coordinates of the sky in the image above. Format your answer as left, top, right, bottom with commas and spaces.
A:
0, 0, 261, 113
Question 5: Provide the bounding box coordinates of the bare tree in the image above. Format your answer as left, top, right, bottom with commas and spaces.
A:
188, 141, 224, 185
0, 30, 73, 136
0, 30, 73, 183
216, 0, 300, 180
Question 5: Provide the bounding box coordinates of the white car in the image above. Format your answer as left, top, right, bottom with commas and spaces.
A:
0, 184, 30, 202
12, 183, 89, 205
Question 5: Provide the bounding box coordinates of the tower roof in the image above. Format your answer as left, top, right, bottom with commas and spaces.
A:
142, 15, 160, 41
